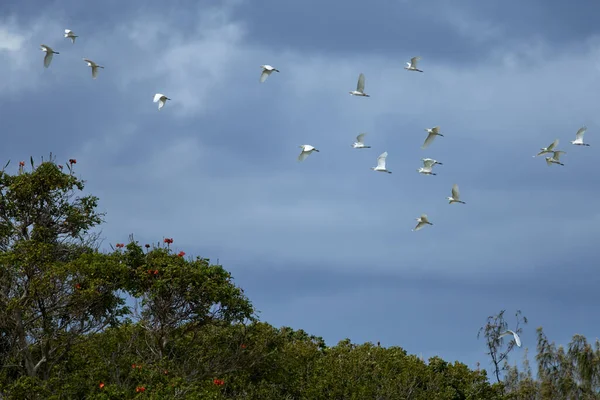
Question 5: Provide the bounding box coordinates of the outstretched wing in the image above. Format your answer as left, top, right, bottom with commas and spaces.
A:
413, 221, 425, 231
431, 126, 440, 134
420, 214, 429, 223
553, 150, 565, 160
259, 70, 270, 83
377, 152, 388, 168
356, 133, 366, 144
43, 52, 53, 68
410, 56, 421, 68
422, 132, 436, 149
575, 126, 587, 141
357, 73, 365, 92
298, 150, 309, 162
91, 66, 98, 79
153, 93, 164, 103
452, 184, 460, 200
547, 139, 559, 151
423, 159, 435, 168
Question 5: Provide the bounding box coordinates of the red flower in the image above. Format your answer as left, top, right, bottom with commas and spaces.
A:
69, 159, 77, 164
135, 386, 146, 392
132, 364, 136, 369
163, 238, 173, 244
153, 269, 158, 275
240, 344, 247, 349
75, 283, 81, 290
18, 161, 25, 167
177, 251, 185, 257
58, 165, 63, 170
99, 382, 105, 389
115, 243, 124, 248
213, 379, 225, 386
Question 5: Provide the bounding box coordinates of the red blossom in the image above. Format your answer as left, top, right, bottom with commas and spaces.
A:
177, 251, 185, 257
153, 270, 158, 275
18, 161, 25, 167
75, 283, 81, 290
240, 344, 247, 349
99, 382, 105, 389
163, 238, 174, 244
115, 243, 124, 248
132, 364, 136, 369
69, 159, 77, 164
213, 379, 225, 386
135, 386, 146, 393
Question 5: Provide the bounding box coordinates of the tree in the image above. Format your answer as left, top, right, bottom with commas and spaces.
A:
478, 309, 528, 386
0, 156, 128, 391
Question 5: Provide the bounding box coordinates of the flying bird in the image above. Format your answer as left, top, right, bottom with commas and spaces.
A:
412, 214, 433, 231
64, 29, 78, 43
571, 126, 590, 146
371, 152, 392, 173
422, 126, 444, 149
40, 44, 59, 68
259, 65, 279, 83
349, 73, 369, 97
417, 158, 438, 175
153, 93, 171, 110
534, 139, 559, 157
498, 330, 522, 347
447, 184, 466, 204
352, 133, 371, 149
298, 145, 319, 162
404, 56, 423, 72
421, 158, 443, 166
545, 150, 566, 166
83, 59, 104, 79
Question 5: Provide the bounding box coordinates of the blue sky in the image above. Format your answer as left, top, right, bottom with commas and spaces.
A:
2, 0, 600, 380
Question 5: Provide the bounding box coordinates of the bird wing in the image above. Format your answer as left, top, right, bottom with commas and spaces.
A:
422, 132, 436, 149
153, 93, 164, 103
411, 56, 420, 68
83, 58, 95, 66
547, 139, 559, 151
298, 150, 309, 162
423, 159, 435, 168
65, 29, 71, 34
158, 99, 165, 110
356, 133, 366, 144
70, 36, 76, 44
511, 331, 522, 347
377, 152, 387, 168
553, 150, 565, 160
357, 73, 365, 92
575, 126, 587, 141
259, 70, 270, 83
413, 221, 425, 231
91, 66, 98, 79
44, 52, 53, 68
452, 184, 460, 200
420, 214, 429, 223
431, 126, 440, 134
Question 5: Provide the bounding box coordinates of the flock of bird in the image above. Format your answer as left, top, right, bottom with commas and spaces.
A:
36, 28, 591, 350
38, 35, 592, 234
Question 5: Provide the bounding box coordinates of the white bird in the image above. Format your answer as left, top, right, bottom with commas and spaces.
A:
447, 184, 466, 204
534, 139, 559, 157
64, 29, 78, 44
83, 58, 104, 79
421, 158, 443, 166
153, 93, 171, 110
498, 330, 521, 347
422, 126, 444, 149
352, 133, 371, 149
40, 45, 59, 68
412, 214, 433, 231
404, 56, 423, 72
259, 65, 279, 83
417, 158, 438, 176
298, 145, 319, 162
349, 73, 370, 97
371, 152, 392, 173
545, 150, 566, 166
571, 126, 590, 147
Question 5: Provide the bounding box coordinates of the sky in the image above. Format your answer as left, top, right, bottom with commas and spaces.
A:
2, 0, 600, 380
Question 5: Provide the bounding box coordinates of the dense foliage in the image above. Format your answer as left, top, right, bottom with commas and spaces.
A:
0, 156, 596, 399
